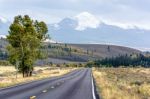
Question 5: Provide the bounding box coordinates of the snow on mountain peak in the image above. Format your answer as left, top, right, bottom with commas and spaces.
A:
75, 12, 100, 30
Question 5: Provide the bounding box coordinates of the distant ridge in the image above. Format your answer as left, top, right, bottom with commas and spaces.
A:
68, 43, 141, 58
0, 37, 142, 64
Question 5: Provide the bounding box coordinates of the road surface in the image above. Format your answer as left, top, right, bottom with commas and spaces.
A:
0, 68, 99, 99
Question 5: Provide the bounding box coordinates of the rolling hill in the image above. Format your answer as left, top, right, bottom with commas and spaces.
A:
0, 38, 141, 64
68, 44, 141, 58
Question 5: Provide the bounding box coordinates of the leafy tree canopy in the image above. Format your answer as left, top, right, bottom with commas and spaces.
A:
7, 15, 48, 77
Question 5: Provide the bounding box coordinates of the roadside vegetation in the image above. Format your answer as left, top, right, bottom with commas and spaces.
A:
93, 68, 150, 99
0, 66, 76, 88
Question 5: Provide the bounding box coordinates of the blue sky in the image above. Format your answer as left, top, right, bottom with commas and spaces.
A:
0, 0, 150, 29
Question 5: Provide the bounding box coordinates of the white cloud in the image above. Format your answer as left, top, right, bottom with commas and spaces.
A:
97, 15, 150, 30
74, 12, 100, 30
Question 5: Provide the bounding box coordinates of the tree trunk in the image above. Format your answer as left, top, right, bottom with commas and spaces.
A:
23, 71, 25, 78
29, 71, 32, 76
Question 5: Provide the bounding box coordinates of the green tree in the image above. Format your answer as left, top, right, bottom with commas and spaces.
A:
7, 15, 48, 77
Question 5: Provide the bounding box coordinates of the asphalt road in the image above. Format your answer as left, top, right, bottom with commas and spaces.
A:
0, 68, 99, 99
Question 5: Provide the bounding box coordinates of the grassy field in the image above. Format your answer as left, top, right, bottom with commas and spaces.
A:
93, 68, 150, 99
0, 66, 75, 88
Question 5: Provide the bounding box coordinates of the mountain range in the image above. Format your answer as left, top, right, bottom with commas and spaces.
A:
0, 13, 150, 51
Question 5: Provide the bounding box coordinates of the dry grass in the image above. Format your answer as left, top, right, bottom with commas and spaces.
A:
93, 68, 150, 99
0, 66, 76, 88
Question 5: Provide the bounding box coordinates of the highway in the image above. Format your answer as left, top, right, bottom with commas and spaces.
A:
0, 68, 99, 99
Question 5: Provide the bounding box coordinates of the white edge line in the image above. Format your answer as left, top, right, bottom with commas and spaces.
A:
91, 74, 96, 99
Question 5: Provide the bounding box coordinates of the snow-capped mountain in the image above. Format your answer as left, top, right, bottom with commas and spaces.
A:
48, 13, 150, 49
0, 13, 150, 50
74, 12, 100, 30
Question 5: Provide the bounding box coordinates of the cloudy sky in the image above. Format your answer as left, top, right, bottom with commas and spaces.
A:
0, 0, 150, 29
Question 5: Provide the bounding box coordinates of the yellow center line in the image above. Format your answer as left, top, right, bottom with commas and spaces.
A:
30, 96, 36, 99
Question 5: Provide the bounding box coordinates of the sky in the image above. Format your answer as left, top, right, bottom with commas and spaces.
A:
0, 0, 150, 30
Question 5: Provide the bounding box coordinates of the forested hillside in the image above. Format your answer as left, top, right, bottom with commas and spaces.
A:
89, 54, 150, 68
0, 38, 142, 64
